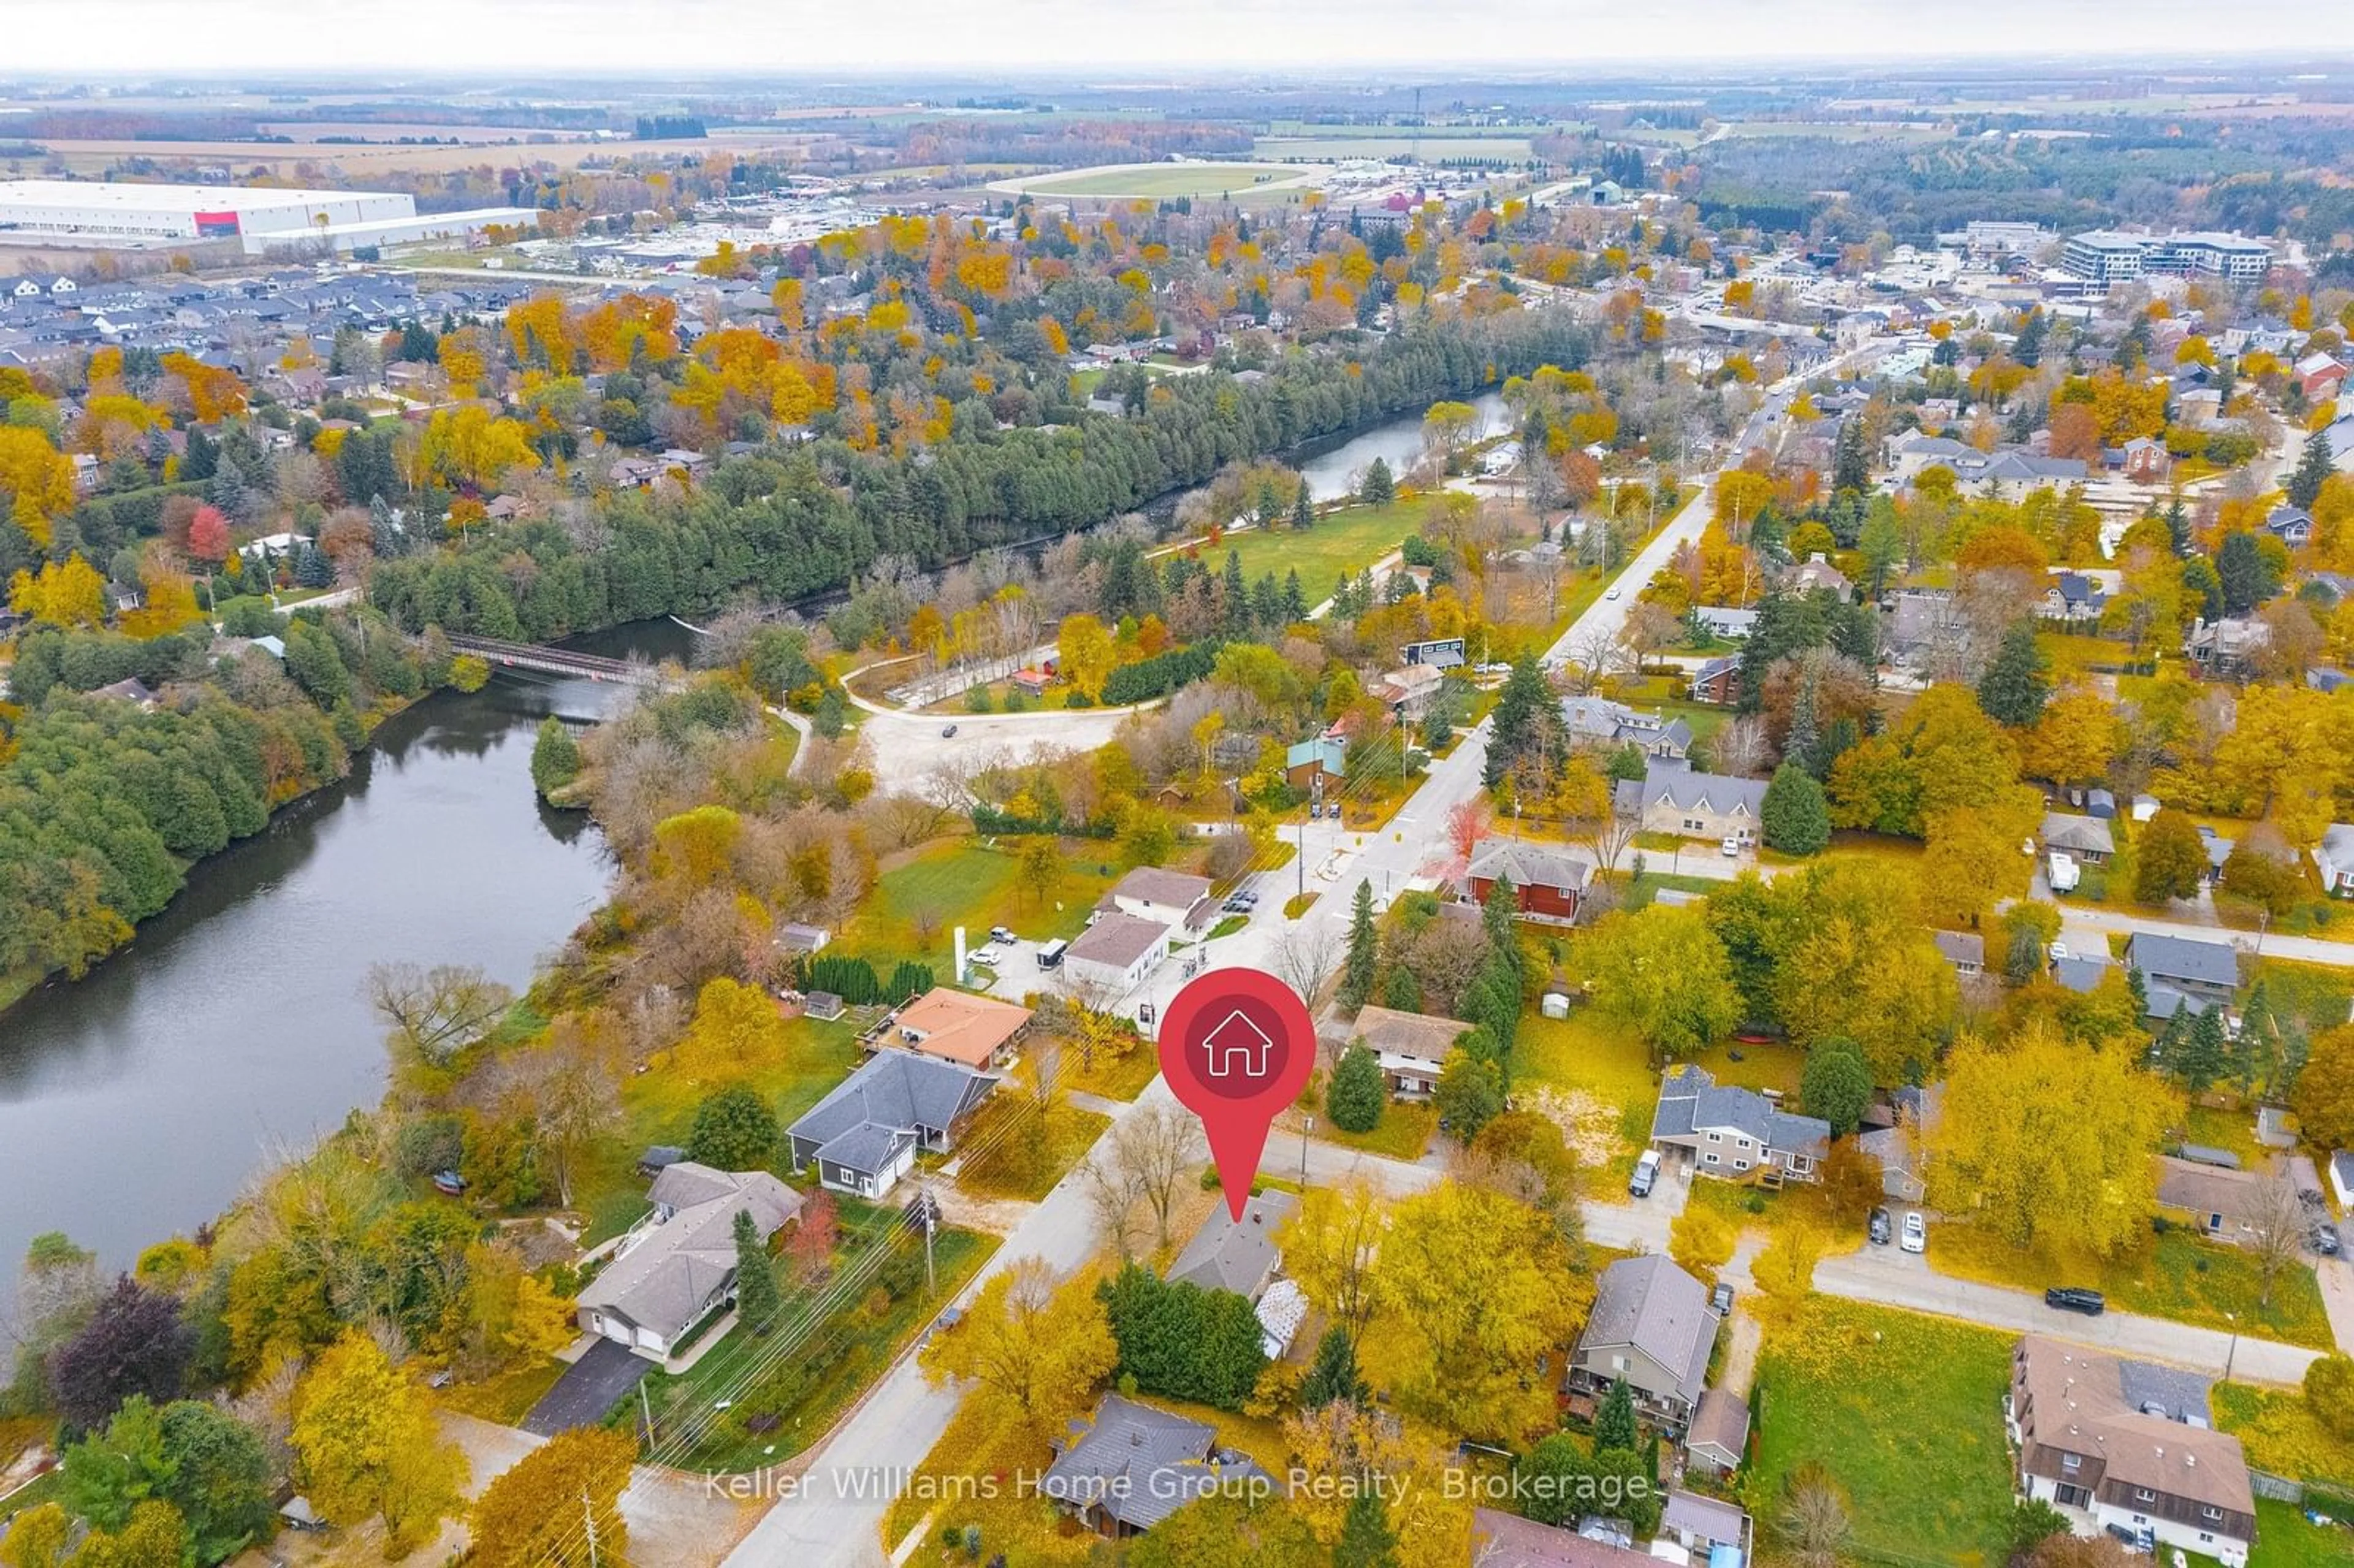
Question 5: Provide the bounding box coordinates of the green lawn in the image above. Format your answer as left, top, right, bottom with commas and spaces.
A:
0, 1469, 62, 1526
1016, 162, 1299, 198
575, 1013, 867, 1246
1170, 498, 1425, 603
439, 1354, 569, 1426
2212, 1382, 2354, 1494
958, 1098, 1111, 1201
639, 1219, 996, 1474
1748, 1298, 2020, 1566
1935, 1224, 2335, 1350
1515, 1010, 1658, 1183
1279, 1098, 1436, 1162
2252, 1499, 2354, 1568
842, 837, 1119, 976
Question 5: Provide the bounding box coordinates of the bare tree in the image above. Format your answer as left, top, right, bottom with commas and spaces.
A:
1397, 919, 1491, 1016
1712, 713, 1773, 778
2244, 1173, 2310, 1309
364, 962, 514, 1071
1110, 1103, 1203, 1254
1079, 1147, 1147, 1261
1775, 1464, 1854, 1568
1579, 812, 1638, 879
1271, 921, 1346, 1010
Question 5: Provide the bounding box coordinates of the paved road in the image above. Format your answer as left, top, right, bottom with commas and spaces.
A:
1815, 1241, 2323, 1385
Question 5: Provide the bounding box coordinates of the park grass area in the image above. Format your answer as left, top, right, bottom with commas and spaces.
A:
1061, 1041, 1160, 1102
1691, 1036, 1805, 1096
439, 1354, 568, 1427
650, 1221, 995, 1475
1748, 1297, 2019, 1566
2251, 1498, 2354, 1567
1931, 1222, 2334, 1350
1169, 498, 1422, 601
576, 1012, 867, 1245
0, 1469, 62, 1526
2042, 630, 2143, 681
1759, 831, 1927, 875
1013, 161, 1301, 199
843, 837, 1120, 976
2212, 1382, 2354, 1493
958, 1098, 1111, 1202
1515, 1010, 1658, 1183
2181, 1102, 2271, 1170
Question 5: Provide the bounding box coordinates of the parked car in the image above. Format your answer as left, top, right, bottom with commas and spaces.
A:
2104, 1523, 2155, 1555
431, 1170, 467, 1197
2045, 1287, 2106, 1316
1710, 1282, 1734, 1315
1900, 1212, 1927, 1254
2315, 1222, 2342, 1257
989, 926, 1016, 945
1604, 586, 1622, 601
1868, 1207, 1892, 1246
940, 723, 958, 738
1720, 835, 1741, 858
969, 946, 1000, 968
1629, 1149, 1661, 1198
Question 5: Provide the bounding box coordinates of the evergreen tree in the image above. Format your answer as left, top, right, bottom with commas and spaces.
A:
1976, 622, 2049, 727
813, 687, 848, 739
1433, 1055, 1504, 1143
2215, 530, 2273, 616
2164, 498, 2191, 556
1380, 965, 1422, 1012
2287, 429, 2334, 512
2173, 1006, 2229, 1094
1760, 763, 1830, 856
1222, 549, 1249, 630
1482, 873, 1522, 966
1292, 482, 1316, 531
2013, 308, 2046, 368
732, 1208, 779, 1331
1594, 1376, 1639, 1451
1832, 418, 1870, 495
1300, 1325, 1371, 1409
530, 716, 582, 800
1334, 1490, 1401, 1568
1484, 657, 1553, 789
1327, 1045, 1387, 1133
1339, 881, 1379, 1011
2238, 980, 2278, 1095
1360, 457, 1395, 506
1282, 569, 1309, 620
1785, 671, 1821, 775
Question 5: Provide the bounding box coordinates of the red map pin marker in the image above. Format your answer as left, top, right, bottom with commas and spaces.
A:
1157, 967, 1316, 1219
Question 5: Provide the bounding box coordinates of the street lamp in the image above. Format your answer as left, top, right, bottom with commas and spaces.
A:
2222, 1312, 2239, 1384
1300, 1115, 1312, 1189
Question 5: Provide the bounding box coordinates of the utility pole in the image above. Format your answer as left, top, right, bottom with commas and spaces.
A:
1300, 1116, 1312, 1188
638, 1379, 655, 1447
581, 1488, 601, 1568
919, 1184, 937, 1295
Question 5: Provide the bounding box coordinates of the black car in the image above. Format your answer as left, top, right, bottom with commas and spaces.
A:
1868, 1207, 1892, 1246
1710, 1282, 1734, 1315
940, 723, 959, 738
2046, 1286, 2106, 1316
2315, 1222, 2342, 1257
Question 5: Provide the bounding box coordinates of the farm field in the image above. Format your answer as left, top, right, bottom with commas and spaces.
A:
996, 161, 1311, 199
1257, 136, 1535, 161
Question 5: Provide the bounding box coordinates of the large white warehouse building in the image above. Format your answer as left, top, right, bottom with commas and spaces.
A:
0, 180, 536, 254
0, 180, 415, 240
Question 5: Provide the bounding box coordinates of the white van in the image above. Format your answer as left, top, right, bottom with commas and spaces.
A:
1036, 939, 1068, 970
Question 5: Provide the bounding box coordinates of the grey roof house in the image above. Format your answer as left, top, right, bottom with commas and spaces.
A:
1038, 1395, 1273, 1537
1613, 759, 1768, 845
2315, 823, 2354, 894
1165, 1190, 1297, 1300
1651, 1064, 1830, 1183
2041, 812, 2115, 864
787, 1051, 998, 1200
576, 1162, 803, 1360
2125, 933, 2240, 1007
1567, 1255, 1721, 1429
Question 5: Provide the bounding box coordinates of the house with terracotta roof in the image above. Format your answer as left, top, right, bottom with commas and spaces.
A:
870, 987, 1031, 1069
2008, 1335, 2255, 1567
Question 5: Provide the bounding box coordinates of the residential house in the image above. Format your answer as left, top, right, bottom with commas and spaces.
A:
1562, 696, 1692, 760
2052, 954, 2117, 995
1284, 736, 1347, 792
1856, 1084, 1940, 1205
1347, 1005, 1471, 1099
2185, 617, 2269, 677
1789, 553, 1854, 601
773, 921, 829, 956
1614, 759, 1768, 847
1566, 1254, 1721, 1431
2331, 1151, 2354, 1208
1688, 654, 1742, 706
2043, 571, 2109, 623
1371, 662, 1446, 718
1933, 930, 1985, 977
2119, 435, 2171, 483
2266, 506, 2315, 550
1691, 606, 1759, 639
1464, 837, 1591, 922
2155, 1155, 2276, 1245
786, 1051, 999, 1199
1469, 1511, 1655, 1568
576, 1162, 803, 1358
1399, 636, 1466, 669
2314, 823, 2354, 894
1039, 1395, 1273, 1538
1651, 1064, 1830, 1183
1099, 867, 1214, 932
2296, 352, 2347, 406
871, 988, 1031, 1070
1884, 588, 1964, 673
1063, 911, 1171, 992
1165, 1190, 1297, 1299
1682, 1389, 1752, 1479
2125, 932, 2241, 1011
2041, 811, 2115, 866
2008, 1336, 2255, 1567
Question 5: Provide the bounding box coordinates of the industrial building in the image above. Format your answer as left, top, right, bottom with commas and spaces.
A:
0, 180, 535, 255
2060, 228, 2274, 285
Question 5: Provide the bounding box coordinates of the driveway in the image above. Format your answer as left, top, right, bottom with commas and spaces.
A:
1815, 1242, 2324, 1385
2317, 1256, 2354, 1354
525, 1336, 653, 1436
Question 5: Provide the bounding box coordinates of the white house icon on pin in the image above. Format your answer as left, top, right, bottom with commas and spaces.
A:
1200, 1010, 1274, 1079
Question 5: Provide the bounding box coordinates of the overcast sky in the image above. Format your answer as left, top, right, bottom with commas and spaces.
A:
8, 2, 2353, 77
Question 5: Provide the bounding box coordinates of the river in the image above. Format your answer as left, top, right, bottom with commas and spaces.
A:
1293, 388, 1510, 502
0, 632, 676, 1274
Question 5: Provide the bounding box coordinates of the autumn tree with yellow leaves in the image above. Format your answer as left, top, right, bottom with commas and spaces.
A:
289, 1334, 470, 1558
